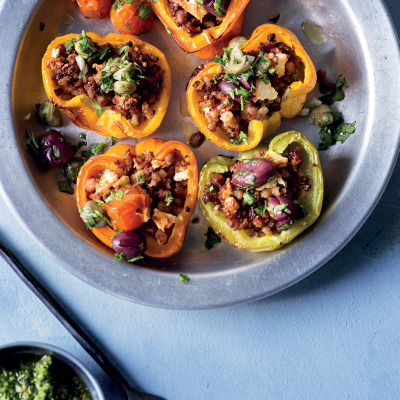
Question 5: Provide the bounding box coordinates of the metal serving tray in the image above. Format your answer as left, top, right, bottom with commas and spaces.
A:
0, 0, 399, 309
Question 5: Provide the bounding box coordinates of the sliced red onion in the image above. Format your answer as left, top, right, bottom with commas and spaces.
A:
237, 75, 251, 90
203, 0, 219, 17
220, 79, 242, 103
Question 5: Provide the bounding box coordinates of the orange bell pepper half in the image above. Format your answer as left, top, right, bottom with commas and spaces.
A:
151, 0, 251, 60
186, 24, 317, 151
42, 32, 171, 139
76, 139, 198, 259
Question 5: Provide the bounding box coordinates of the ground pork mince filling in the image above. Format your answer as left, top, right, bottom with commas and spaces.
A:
84, 149, 190, 246
46, 32, 164, 128
202, 146, 311, 237
194, 34, 306, 142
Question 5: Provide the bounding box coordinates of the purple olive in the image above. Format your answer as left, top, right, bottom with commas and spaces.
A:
267, 197, 288, 222
41, 129, 72, 167
276, 196, 305, 220
276, 216, 292, 231
112, 231, 145, 259
237, 75, 251, 90
232, 159, 277, 188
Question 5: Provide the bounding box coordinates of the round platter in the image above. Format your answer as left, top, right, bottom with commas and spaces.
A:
0, 0, 399, 309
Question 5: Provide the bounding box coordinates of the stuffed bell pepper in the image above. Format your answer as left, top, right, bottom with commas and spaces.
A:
42, 31, 171, 138
199, 131, 323, 251
76, 139, 198, 259
152, 0, 251, 59
187, 24, 317, 151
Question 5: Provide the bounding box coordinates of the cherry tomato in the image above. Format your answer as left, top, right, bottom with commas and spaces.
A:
110, 1, 154, 35
76, 0, 112, 19
105, 186, 151, 232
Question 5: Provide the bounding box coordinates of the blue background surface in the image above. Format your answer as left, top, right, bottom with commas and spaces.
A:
1, 1, 400, 399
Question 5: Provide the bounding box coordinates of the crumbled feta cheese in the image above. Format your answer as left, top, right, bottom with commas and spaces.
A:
174, 169, 189, 182
253, 80, 278, 102
51, 48, 60, 58
151, 209, 176, 232
275, 53, 289, 78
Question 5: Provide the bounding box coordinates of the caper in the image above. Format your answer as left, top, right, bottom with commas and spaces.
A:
80, 200, 108, 228
107, 58, 121, 74
38, 100, 61, 127
227, 36, 248, 50
113, 81, 137, 95
63, 158, 84, 183
74, 36, 96, 59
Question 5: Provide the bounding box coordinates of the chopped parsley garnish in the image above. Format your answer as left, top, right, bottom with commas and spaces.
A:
318, 110, 356, 150
115, 189, 125, 199
254, 200, 268, 216
165, 27, 172, 35
57, 180, 74, 194
52, 147, 60, 159
213, 0, 225, 17
267, 203, 290, 217
244, 175, 256, 185
268, 13, 281, 24
180, 274, 190, 284
105, 191, 115, 203
81, 138, 110, 159
320, 75, 349, 106
94, 103, 103, 117
114, 243, 145, 262
126, 22, 131, 30
136, 0, 152, 19
111, 137, 118, 145
165, 192, 174, 206
205, 227, 221, 250
230, 131, 248, 146
137, 174, 146, 184
243, 189, 256, 206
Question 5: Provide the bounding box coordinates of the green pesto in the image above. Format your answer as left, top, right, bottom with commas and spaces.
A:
0, 355, 92, 400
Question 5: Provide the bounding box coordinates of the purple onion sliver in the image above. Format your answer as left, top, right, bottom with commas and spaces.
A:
237, 75, 251, 90
202, 0, 219, 17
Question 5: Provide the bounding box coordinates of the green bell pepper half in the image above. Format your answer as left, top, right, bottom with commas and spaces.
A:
198, 130, 324, 251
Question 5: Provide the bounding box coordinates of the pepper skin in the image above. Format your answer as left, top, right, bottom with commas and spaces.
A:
76, 139, 198, 258
198, 131, 324, 251
42, 32, 171, 139
151, 0, 251, 60
186, 24, 317, 151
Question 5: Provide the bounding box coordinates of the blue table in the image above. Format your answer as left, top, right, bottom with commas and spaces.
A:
1, 2, 400, 399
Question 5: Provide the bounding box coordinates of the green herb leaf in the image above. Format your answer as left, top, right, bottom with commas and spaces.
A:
180, 274, 190, 284
254, 200, 268, 215
57, 180, 74, 194
165, 192, 174, 206
165, 27, 172, 35
94, 103, 103, 117
138, 4, 152, 19
205, 227, 221, 250
230, 131, 248, 146
243, 189, 256, 206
